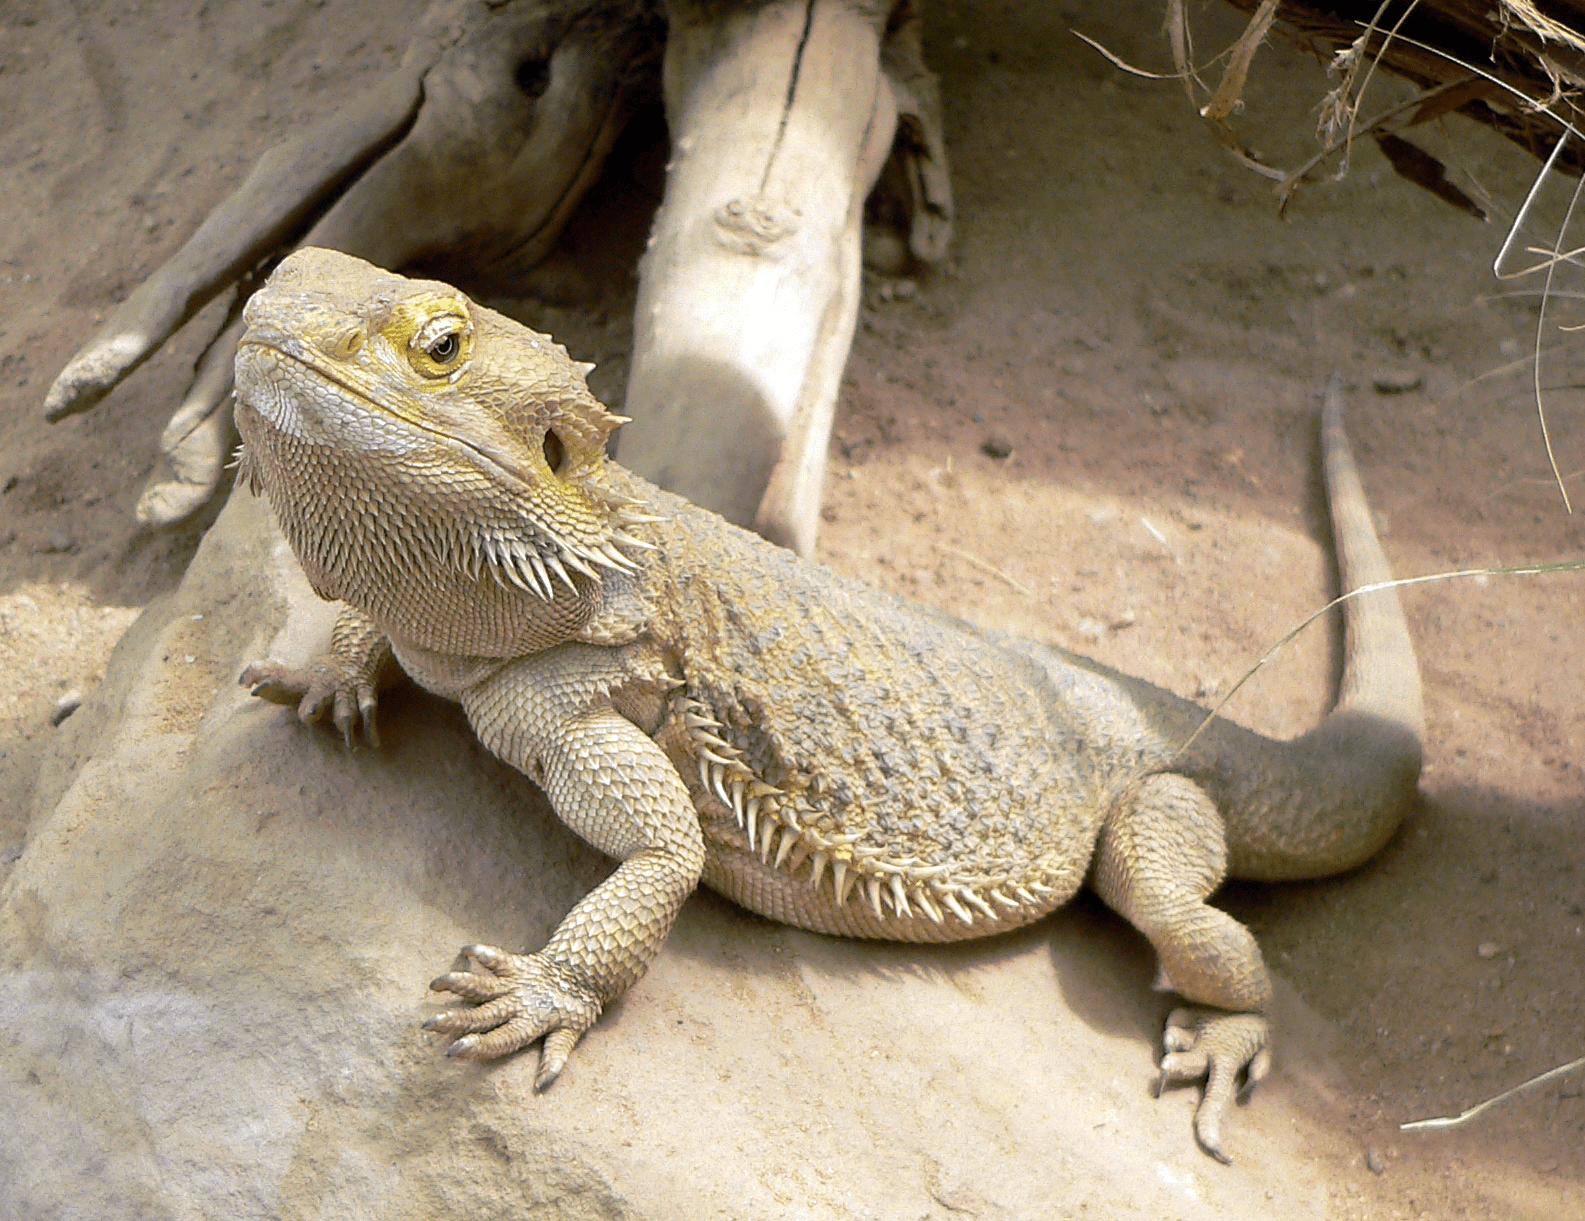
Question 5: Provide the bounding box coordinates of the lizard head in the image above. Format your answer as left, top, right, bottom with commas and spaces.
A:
233, 247, 655, 602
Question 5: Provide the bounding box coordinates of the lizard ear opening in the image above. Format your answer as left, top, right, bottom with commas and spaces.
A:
542, 428, 566, 475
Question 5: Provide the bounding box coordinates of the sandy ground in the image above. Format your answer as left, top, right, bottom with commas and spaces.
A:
1, 1, 1581, 1216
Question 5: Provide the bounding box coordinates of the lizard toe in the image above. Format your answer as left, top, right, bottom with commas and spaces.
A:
333, 688, 358, 749
357, 684, 380, 747
1163, 1006, 1199, 1053
1239, 1046, 1272, 1103
459, 943, 515, 973
423, 993, 522, 1036
450, 1015, 548, 1060
239, 662, 315, 706
429, 968, 514, 1003
535, 1027, 582, 1090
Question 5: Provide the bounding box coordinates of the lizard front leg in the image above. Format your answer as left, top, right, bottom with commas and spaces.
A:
425, 646, 704, 1089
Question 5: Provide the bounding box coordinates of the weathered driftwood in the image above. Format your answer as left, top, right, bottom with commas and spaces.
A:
47, 0, 665, 528
619, 0, 901, 552
42, 0, 950, 556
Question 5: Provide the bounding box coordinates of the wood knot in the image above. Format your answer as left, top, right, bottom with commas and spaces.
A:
713, 196, 801, 255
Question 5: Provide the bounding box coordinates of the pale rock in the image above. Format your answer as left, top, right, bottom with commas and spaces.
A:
2, 489, 1357, 1220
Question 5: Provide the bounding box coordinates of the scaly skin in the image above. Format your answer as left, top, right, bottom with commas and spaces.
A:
234, 248, 1423, 1161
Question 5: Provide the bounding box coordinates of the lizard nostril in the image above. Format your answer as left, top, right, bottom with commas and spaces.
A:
322, 327, 363, 360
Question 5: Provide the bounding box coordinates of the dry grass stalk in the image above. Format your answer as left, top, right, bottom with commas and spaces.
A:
1502, 0, 1585, 62
1401, 1055, 1585, 1132
932, 543, 1034, 597
1202, 0, 1280, 121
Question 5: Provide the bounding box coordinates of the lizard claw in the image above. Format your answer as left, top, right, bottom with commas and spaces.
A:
1156, 1007, 1270, 1165
426, 943, 603, 1089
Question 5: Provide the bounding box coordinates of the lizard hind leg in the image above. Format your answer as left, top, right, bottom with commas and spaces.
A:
1091, 771, 1275, 1164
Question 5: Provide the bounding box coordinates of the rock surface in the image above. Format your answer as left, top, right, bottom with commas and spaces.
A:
1, 489, 1361, 1220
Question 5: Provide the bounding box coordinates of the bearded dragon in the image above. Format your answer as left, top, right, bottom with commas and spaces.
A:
233, 247, 1423, 1162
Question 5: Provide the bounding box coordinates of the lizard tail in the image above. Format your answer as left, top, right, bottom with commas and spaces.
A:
1217, 373, 1424, 882
1322, 370, 1425, 742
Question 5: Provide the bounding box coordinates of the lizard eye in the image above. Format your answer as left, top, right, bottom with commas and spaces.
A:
542, 428, 566, 474
426, 332, 460, 364
407, 310, 472, 376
